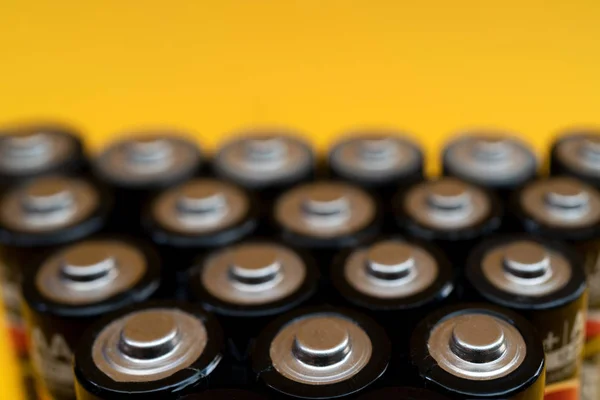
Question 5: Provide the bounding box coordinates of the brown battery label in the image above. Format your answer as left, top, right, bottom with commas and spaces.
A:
30, 327, 75, 400
544, 378, 580, 400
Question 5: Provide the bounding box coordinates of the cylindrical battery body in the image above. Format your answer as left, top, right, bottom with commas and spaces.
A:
92, 131, 203, 233
442, 132, 538, 203
411, 304, 546, 400
330, 236, 455, 384
357, 387, 451, 400
272, 181, 382, 277
0, 122, 88, 193
252, 306, 391, 399
465, 235, 587, 399
328, 132, 424, 217
74, 302, 224, 400
188, 240, 320, 386
550, 130, 600, 188
0, 175, 112, 358
22, 238, 161, 400
142, 178, 259, 299
393, 177, 503, 266
212, 131, 316, 217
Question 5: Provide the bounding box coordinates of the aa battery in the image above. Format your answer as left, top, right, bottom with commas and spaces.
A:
550, 130, 600, 188
0, 122, 87, 192
272, 181, 382, 272
188, 240, 320, 386
465, 235, 586, 398
180, 390, 267, 399
213, 131, 315, 207
357, 387, 450, 400
328, 132, 424, 206
330, 237, 455, 382
252, 306, 391, 399
442, 132, 538, 201
411, 304, 546, 400
393, 177, 503, 265
73, 301, 224, 400
92, 131, 202, 232
510, 176, 600, 241
141, 178, 259, 299
22, 237, 161, 400
0, 175, 112, 358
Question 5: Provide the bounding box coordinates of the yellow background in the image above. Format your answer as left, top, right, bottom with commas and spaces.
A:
1, 1, 600, 398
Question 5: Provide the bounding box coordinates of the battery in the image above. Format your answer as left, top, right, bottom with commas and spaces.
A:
356, 387, 450, 400
328, 132, 424, 204
0, 175, 112, 359
273, 181, 382, 272
73, 301, 224, 400
142, 178, 259, 299
21, 237, 161, 400
180, 390, 267, 399
510, 176, 600, 240
212, 131, 315, 206
252, 306, 390, 399
0, 122, 87, 192
550, 130, 600, 187
189, 240, 320, 385
465, 235, 586, 398
410, 304, 546, 400
393, 177, 503, 265
330, 237, 455, 383
442, 132, 538, 201
92, 131, 202, 232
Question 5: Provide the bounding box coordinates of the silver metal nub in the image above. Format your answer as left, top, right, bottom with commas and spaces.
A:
444, 133, 537, 186
214, 133, 313, 188
481, 240, 571, 297
269, 313, 372, 385
428, 313, 526, 380
0, 126, 75, 174
92, 308, 213, 383
520, 177, 600, 228
275, 182, 375, 238
152, 178, 249, 235
404, 178, 490, 230
555, 132, 600, 177
0, 176, 99, 233
343, 239, 440, 299
94, 132, 200, 185
328, 134, 421, 181
36, 240, 146, 305
201, 242, 306, 305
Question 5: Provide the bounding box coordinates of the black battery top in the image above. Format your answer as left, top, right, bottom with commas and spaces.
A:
213, 131, 314, 189
191, 241, 318, 317
0, 123, 85, 182
514, 176, 600, 239
0, 175, 110, 246
274, 181, 379, 245
467, 237, 585, 309
401, 177, 499, 235
332, 238, 453, 310
93, 131, 202, 189
145, 178, 257, 246
74, 303, 223, 399
328, 132, 423, 186
252, 307, 390, 399
23, 239, 160, 316
442, 132, 537, 189
552, 131, 600, 185
411, 305, 545, 399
